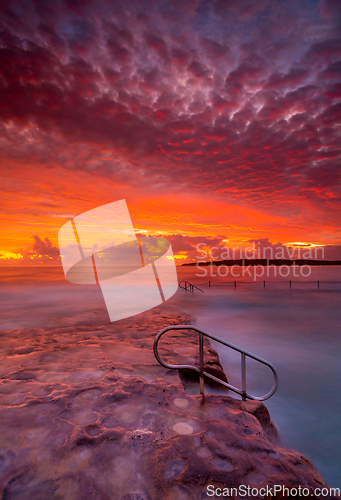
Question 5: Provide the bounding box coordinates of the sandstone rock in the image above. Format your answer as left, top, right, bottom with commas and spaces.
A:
0, 307, 336, 499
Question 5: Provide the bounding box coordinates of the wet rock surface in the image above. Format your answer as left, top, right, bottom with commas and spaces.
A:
0, 307, 335, 499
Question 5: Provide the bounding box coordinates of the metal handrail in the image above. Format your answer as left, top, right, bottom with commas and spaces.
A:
153, 325, 278, 401
179, 281, 204, 293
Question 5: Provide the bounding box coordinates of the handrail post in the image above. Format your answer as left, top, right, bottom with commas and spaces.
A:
179, 281, 204, 293
154, 325, 278, 401
199, 331, 204, 395
241, 353, 246, 400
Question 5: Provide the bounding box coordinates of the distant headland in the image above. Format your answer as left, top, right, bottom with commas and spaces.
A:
182, 259, 341, 266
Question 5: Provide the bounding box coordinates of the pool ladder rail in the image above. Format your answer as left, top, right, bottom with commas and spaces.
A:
179, 281, 204, 293
153, 325, 279, 401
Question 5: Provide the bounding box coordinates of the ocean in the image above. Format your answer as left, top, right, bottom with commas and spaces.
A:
172, 264, 341, 488
0, 264, 340, 488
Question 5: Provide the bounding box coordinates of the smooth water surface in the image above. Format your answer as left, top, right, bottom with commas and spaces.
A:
170, 265, 341, 488
1, 264, 340, 487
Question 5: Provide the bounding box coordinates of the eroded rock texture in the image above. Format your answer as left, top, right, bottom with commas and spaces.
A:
0, 308, 335, 499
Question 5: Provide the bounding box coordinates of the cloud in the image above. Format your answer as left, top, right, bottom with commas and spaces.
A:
213, 0, 270, 20
32, 236, 60, 260
319, 0, 341, 20
0, 0, 340, 250
1, 236, 61, 265
163, 235, 341, 262
3, 231, 341, 267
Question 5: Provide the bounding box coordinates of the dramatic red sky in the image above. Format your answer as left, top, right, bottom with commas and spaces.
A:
1, 0, 341, 264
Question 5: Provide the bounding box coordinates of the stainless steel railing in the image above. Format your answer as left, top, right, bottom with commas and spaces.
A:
153, 325, 278, 401
178, 281, 204, 293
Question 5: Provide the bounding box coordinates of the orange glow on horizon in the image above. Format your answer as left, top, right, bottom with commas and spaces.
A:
1, 158, 341, 266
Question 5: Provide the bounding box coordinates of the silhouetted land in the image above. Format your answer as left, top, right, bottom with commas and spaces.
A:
182, 259, 341, 266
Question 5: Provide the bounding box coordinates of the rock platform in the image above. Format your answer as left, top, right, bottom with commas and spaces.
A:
0, 307, 336, 499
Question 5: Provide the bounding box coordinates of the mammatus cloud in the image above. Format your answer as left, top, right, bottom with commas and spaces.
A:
0, 0, 340, 252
